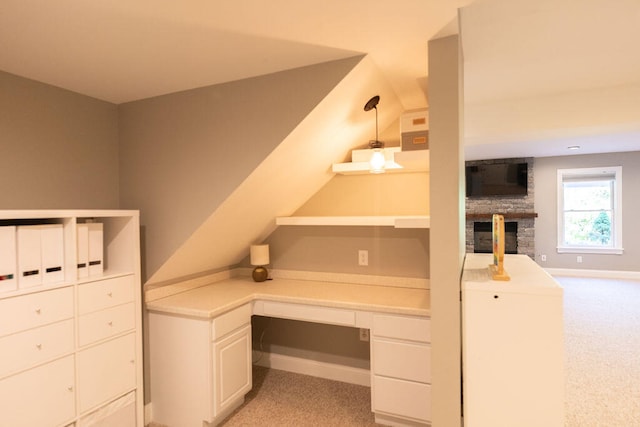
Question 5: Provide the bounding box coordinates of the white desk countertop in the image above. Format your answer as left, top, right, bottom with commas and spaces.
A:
145, 276, 430, 319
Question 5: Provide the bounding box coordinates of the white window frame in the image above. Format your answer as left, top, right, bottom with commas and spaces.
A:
557, 166, 623, 254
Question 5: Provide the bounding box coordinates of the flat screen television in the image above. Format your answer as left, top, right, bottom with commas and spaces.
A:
466, 162, 528, 197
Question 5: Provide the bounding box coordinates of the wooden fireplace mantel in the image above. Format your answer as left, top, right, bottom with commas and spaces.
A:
466, 212, 538, 220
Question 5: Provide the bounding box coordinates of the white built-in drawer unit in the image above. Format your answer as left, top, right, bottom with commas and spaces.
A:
0, 286, 74, 337
79, 302, 136, 346
0, 355, 76, 427
0, 210, 143, 427
0, 318, 74, 378
371, 313, 431, 426
78, 274, 135, 315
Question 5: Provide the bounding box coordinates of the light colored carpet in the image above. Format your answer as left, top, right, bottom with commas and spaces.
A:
219, 365, 382, 426
557, 276, 640, 426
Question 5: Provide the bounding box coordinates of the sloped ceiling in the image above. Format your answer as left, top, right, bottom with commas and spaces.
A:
147, 56, 403, 285
0, 0, 468, 110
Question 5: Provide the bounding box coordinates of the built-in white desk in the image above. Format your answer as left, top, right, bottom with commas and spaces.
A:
146, 276, 431, 427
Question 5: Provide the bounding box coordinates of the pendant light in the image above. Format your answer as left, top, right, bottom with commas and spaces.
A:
364, 95, 385, 174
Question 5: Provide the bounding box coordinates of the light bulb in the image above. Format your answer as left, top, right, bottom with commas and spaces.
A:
370, 149, 386, 174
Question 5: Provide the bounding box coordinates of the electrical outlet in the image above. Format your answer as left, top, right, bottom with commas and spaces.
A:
359, 328, 370, 342
358, 250, 368, 266
540, 254, 547, 262
577, 255, 583, 263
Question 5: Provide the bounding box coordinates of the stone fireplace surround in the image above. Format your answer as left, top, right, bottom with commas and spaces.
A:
465, 158, 536, 258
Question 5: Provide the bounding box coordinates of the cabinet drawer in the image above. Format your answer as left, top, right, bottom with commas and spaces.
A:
372, 314, 430, 342
372, 338, 431, 383
79, 303, 136, 347
0, 286, 73, 337
77, 333, 137, 412
0, 355, 75, 427
212, 304, 251, 341
373, 375, 431, 422
0, 319, 74, 378
78, 275, 134, 315
261, 301, 355, 327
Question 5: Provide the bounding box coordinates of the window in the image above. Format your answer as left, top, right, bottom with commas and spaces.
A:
557, 166, 623, 254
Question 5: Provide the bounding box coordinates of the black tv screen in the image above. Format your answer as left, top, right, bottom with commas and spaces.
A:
466, 162, 528, 197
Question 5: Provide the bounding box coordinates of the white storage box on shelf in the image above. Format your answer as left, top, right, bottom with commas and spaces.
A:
0, 210, 143, 427
14, 224, 65, 289
400, 109, 428, 151
0, 226, 17, 292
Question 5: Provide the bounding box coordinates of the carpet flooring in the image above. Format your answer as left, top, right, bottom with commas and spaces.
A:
219, 365, 381, 426
557, 276, 640, 427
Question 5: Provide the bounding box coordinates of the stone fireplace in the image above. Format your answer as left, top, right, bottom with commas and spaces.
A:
465, 158, 536, 258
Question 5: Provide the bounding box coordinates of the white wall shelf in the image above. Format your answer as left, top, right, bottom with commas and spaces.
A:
332, 149, 429, 175
275, 215, 430, 229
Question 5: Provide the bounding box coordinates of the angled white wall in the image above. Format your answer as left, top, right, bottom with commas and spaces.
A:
119, 56, 403, 285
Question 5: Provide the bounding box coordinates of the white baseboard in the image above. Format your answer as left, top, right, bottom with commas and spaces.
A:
254, 352, 371, 387
546, 268, 640, 280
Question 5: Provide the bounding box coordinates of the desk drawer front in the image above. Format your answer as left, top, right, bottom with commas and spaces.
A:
372, 314, 430, 342
0, 287, 73, 337
212, 304, 251, 341
79, 302, 136, 347
78, 275, 134, 315
0, 319, 74, 379
261, 301, 355, 327
373, 376, 431, 422
372, 338, 431, 383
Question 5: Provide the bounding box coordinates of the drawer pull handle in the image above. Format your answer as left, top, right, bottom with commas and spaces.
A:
67, 386, 73, 392
35, 308, 41, 314
108, 321, 113, 326
130, 360, 135, 364
107, 292, 113, 297
36, 343, 42, 350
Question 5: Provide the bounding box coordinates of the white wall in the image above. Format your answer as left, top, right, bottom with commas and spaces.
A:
534, 151, 640, 271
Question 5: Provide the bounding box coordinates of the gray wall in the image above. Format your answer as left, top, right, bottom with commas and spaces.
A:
264, 226, 429, 278
118, 56, 363, 282
535, 151, 640, 271
0, 70, 119, 209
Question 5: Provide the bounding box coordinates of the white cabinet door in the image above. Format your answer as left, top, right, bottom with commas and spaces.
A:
213, 324, 252, 416
0, 355, 75, 427
77, 333, 137, 412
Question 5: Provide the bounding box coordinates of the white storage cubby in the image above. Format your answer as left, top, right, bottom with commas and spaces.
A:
0, 210, 143, 427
